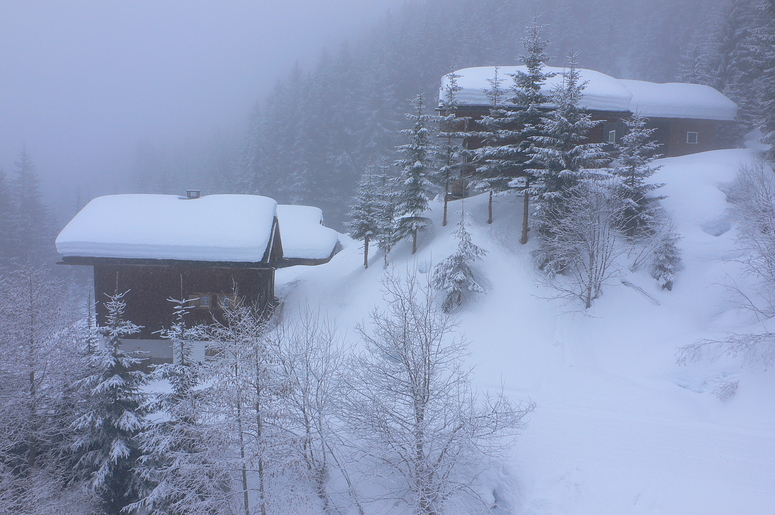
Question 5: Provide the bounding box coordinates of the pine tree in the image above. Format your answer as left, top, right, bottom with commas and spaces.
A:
130, 300, 233, 515
435, 72, 472, 227
432, 208, 488, 313
0, 169, 14, 271
375, 170, 399, 268
347, 169, 384, 269
11, 148, 56, 265
751, 0, 775, 160
394, 93, 438, 254
72, 292, 148, 515
510, 20, 556, 243
612, 113, 665, 239
528, 54, 611, 238
471, 66, 514, 224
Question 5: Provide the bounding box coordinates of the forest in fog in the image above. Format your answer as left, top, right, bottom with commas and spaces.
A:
2, 0, 775, 513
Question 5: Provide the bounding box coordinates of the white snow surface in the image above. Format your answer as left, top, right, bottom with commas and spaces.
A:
56, 194, 278, 262
441, 66, 738, 121
276, 149, 774, 514
276, 204, 340, 260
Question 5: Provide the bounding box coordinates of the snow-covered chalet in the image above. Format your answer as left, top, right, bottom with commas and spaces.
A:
56, 192, 340, 362
438, 66, 738, 158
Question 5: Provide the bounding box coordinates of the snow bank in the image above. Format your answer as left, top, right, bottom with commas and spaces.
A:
276, 204, 340, 260
275, 149, 774, 514
56, 194, 277, 262
441, 66, 738, 121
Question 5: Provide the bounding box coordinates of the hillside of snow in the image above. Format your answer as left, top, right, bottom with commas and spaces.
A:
276, 149, 775, 515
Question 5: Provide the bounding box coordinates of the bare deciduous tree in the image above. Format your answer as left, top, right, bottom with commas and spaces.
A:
342, 273, 534, 515
536, 180, 628, 308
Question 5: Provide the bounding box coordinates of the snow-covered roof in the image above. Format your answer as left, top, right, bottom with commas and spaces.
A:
56, 194, 278, 263
276, 204, 340, 261
440, 66, 737, 121
619, 79, 738, 121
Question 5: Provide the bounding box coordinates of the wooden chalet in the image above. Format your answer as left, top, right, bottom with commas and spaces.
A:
438, 65, 739, 160
56, 192, 340, 362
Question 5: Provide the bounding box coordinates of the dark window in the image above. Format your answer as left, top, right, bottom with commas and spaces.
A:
687, 131, 698, 144
608, 130, 616, 143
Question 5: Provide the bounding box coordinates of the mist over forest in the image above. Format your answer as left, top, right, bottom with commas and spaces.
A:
1, 0, 764, 234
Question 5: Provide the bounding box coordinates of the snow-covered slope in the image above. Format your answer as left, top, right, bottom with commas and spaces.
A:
276, 149, 775, 515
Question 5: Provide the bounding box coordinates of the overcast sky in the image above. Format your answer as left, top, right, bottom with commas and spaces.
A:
0, 0, 404, 211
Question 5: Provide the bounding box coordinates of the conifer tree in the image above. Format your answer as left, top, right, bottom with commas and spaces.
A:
510, 20, 555, 243
436, 72, 472, 227
432, 208, 488, 312
528, 54, 611, 238
752, 0, 775, 160
11, 148, 56, 265
130, 300, 232, 515
472, 66, 513, 224
347, 170, 384, 269
72, 292, 148, 515
395, 93, 438, 254
0, 169, 14, 271
612, 113, 664, 239
375, 170, 399, 268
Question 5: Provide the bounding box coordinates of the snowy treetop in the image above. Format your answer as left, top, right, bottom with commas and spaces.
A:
440, 66, 738, 121
276, 204, 341, 260
56, 194, 279, 263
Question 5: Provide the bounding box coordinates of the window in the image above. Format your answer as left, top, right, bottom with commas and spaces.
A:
198, 294, 211, 308
608, 129, 616, 144
189, 294, 212, 309
219, 294, 236, 310
687, 131, 698, 144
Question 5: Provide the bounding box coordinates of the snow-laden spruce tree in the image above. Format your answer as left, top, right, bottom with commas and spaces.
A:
528, 54, 611, 239
432, 209, 487, 313
347, 169, 385, 269
129, 299, 234, 515
436, 72, 473, 227
510, 20, 556, 243
395, 93, 438, 254
72, 291, 149, 515
342, 273, 534, 515
611, 113, 664, 239
471, 66, 513, 224
751, 0, 775, 161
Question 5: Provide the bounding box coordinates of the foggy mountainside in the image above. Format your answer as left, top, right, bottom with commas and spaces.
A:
3, 0, 775, 513
131, 0, 748, 227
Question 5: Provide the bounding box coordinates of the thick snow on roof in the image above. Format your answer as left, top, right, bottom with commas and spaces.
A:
276, 205, 340, 260
56, 194, 278, 262
440, 66, 737, 121
620, 79, 738, 121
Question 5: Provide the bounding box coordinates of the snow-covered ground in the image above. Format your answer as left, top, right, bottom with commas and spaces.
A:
276, 149, 775, 515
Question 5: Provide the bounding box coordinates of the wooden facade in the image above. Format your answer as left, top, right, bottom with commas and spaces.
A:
92, 262, 275, 338
443, 105, 734, 158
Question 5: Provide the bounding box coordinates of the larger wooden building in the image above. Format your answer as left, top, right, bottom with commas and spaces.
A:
438, 65, 739, 158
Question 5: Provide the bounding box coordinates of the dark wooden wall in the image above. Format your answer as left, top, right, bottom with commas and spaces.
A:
94, 264, 274, 338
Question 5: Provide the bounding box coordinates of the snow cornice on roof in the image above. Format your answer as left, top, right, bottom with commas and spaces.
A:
440, 66, 738, 122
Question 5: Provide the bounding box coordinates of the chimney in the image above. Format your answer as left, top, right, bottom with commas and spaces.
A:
185, 189, 201, 199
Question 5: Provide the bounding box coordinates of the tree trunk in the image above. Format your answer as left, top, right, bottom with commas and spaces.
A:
488, 191, 493, 224
364, 235, 370, 269
442, 181, 449, 227
521, 180, 530, 244
412, 228, 418, 254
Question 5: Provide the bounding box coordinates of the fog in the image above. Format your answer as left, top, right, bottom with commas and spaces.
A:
0, 0, 404, 216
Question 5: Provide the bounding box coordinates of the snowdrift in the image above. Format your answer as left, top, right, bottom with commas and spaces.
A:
276, 149, 775, 515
